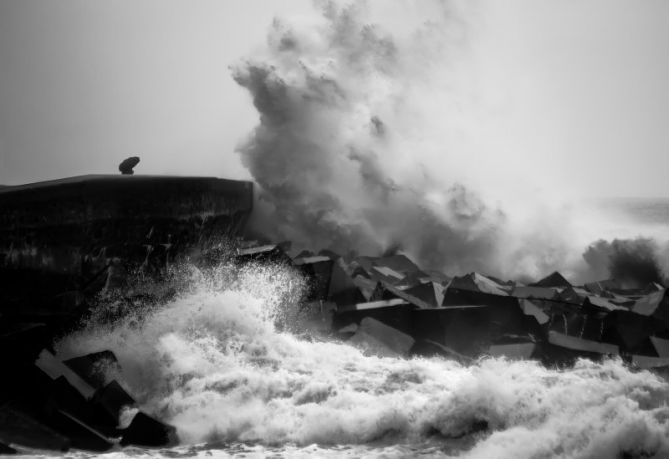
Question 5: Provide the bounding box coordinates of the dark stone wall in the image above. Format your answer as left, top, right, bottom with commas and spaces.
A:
0, 175, 253, 322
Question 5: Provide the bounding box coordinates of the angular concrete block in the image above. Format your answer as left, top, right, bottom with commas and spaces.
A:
548, 331, 619, 355
651, 336, 669, 357
294, 256, 334, 301
531, 271, 571, 288
337, 323, 358, 334
0, 405, 70, 452
92, 380, 136, 428
334, 301, 414, 336
120, 412, 177, 447
35, 350, 95, 400
347, 317, 415, 358
448, 272, 510, 296
410, 339, 472, 363
64, 350, 122, 389
520, 299, 550, 325
512, 286, 558, 300
631, 354, 669, 369
487, 342, 536, 359
53, 409, 114, 452
36, 350, 96, 399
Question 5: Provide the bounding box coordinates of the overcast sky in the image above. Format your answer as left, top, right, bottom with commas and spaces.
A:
1, 0, 669, 197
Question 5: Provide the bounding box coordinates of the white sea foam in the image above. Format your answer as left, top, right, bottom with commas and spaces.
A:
55, 263, 669, 458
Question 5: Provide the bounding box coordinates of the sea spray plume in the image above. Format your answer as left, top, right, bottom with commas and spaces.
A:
582, 238, 665, 287
232, 1, 585, 279
232, 1, 506, 275
56, 260, 306, 401
609, 239, 664, 287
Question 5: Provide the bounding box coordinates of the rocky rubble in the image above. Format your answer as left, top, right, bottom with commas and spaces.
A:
282, 249, 669, 369
0, 346, 176, 453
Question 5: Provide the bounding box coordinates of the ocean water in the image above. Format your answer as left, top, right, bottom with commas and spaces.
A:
598, 197, 669, 227
34, 253, 669, 459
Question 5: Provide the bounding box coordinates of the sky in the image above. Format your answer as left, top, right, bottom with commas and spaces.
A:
1, 0, 669, 197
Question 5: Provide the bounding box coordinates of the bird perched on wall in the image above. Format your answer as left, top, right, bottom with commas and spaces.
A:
119, 157, 140, 175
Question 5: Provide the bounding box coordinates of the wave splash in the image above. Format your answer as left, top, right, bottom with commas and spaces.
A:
231, 0, 589, 280
57, 262, 669, 458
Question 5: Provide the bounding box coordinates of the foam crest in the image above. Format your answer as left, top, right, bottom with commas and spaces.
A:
57, 263, 669, 458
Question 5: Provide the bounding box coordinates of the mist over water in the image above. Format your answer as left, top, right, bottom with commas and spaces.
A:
55, 261, 669, 458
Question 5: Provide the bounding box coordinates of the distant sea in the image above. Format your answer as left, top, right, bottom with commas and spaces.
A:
599, 197, 669, 226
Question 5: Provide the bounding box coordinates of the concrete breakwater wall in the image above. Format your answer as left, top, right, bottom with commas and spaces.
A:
0, 175, 253, 326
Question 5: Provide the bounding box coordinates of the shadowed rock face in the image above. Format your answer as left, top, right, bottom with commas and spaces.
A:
0, 175, 253, 320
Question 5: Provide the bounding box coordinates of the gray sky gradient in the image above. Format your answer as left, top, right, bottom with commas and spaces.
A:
1, 0, 669, 197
